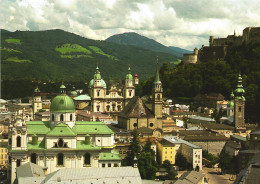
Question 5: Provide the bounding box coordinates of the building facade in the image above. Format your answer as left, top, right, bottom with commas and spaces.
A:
8, 86, 121, 184
88, 66, 138, 113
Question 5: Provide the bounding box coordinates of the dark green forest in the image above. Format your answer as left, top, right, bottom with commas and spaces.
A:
139, 43, 260, 123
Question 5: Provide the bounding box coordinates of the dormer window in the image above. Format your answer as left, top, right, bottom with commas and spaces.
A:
60, 114, 64, 121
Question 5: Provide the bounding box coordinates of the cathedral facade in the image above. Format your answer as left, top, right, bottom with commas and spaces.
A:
88, 66, 138, 113
8, 86, 121, 184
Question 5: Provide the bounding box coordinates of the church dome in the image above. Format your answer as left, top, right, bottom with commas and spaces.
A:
50, 95, 75, 113
88, 79, 107, 88
227, 101, 234, 107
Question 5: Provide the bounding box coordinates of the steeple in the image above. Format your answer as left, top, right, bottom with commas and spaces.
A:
126, 64, 133, 80
234, 73, 246, 128
94, 64, 101, 80
234, 73, 245, 101
154, 58, 161, 85
152, 57, 163, 119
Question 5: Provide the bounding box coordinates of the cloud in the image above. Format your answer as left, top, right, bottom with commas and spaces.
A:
1, 0, 260, 50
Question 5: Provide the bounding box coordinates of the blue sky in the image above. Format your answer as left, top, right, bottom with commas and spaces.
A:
1, 0, 260, 50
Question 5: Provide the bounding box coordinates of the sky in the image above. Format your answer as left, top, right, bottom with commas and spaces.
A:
1, 0, 260, 50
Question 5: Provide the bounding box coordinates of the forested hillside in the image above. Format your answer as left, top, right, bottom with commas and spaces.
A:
140, 43, 260, 123
1, 29, 178, 81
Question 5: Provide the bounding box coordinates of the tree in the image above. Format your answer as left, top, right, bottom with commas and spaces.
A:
122, 129, 141, 166
175, 153, 189, 170
219, 152, 234, 174
161, 160, 177, 180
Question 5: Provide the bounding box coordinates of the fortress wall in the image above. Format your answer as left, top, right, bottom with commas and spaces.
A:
183, 54, 197, 64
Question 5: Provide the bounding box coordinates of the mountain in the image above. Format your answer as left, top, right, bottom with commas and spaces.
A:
168, 46, 192, 55
1, 29, 178, 81
106, 32, 190, 57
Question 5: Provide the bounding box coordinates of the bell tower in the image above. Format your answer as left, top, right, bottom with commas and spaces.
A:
234, 74, 246, 128
152, 59, 163, 118
124, 65, 135, 106
32, 87, 42, 119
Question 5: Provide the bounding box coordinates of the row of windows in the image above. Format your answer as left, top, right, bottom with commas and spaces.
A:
133, 123, 154, 127
102, 163, 118, 167
0, 148, 7, 152
51, 114, 73, 121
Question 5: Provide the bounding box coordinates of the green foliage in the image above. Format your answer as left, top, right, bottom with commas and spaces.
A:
5, 38, 21, 44
55, 44, 92, 54
175, 152, 189, 170
219, 152, 235, 174
5, 57, 32, 63
160, 160, 177, 180
202, 151, 219, 167
211, 108, 225, 123
88, 46, 118, 60
0, 47, 21, 53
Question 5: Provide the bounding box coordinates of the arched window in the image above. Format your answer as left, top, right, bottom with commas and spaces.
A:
129, 91, 132, 96
117, 106, 121, 111
31, 153, 37, 164
16, 159, 21, 167
52, 114, 54, 121
84, 153, 91, 165
97, 90, 100, 96
70, 114, 73, 121
60, 114, 64, 121
17, 136, 21, 147
58, 138, 64, 148
9, 138, 12, 146
97, 106, 100, 112
57, 153, 64, 166
157, 94, 160, 100
106, 106, 110, 111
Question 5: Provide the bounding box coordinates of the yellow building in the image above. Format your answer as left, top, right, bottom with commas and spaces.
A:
157, 139, 177, 165
0, 138, 8, 169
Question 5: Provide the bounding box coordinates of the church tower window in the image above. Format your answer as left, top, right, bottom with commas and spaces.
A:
16, 136, 21, 147
52, 114, 54, 121
58, 138, 64, 148
57, 153, 64, 166
84, 153, 91, 165
60, 114, 64, 121
157, 94, 160, 100
70, 114, 73, 121
16, 159, 21, 167
31, 153, 37, 164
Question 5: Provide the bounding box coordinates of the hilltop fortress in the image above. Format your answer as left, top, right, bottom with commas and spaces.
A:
183, 26, 260, 64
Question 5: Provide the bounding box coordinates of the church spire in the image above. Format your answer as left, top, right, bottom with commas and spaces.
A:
155, 57, 161, 85
94, 63, 101, 79
234, 73, 245, 101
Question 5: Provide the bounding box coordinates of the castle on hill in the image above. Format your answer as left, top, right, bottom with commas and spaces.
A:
183, 26, 260, 64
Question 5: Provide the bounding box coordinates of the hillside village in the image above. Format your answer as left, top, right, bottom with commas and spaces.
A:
1, 27, 260, 184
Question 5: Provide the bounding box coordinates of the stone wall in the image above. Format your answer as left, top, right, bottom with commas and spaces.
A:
189, 140, 226, 155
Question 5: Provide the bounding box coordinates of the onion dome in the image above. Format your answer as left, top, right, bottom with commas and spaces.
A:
50, 85, 75, 113
234, 74, 245, 101
126, 65, 133, 80
227, 101, 234, 107
94, 66, 101, 79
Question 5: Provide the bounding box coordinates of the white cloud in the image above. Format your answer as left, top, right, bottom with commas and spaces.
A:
1, 0, 260, 50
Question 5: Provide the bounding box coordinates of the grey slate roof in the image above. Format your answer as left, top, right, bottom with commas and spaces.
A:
174, 171, 204, 184
45, 167, 141, 184
16, 162, 45, 178
119, 96, 154, 118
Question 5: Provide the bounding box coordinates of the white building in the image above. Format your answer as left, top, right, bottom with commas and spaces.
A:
8, 85, 121, 184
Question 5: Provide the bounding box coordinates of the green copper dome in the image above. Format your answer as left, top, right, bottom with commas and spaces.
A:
227, 101, 234, 107
50, 95, 75, 113
126, 66, 133, 80
70, 91, 77, 96
234, 74, 245, 101
88, 79, 107, 88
